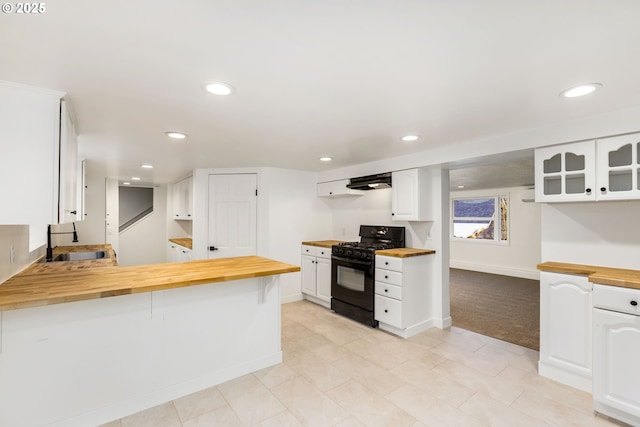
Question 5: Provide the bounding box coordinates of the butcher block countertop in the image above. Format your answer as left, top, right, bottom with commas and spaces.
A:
375, 248, 436, 258
538, 261, 640, 290
23, 244, 118, 273
169, 238, 193, 249
0, 253, 300, 312
302, 240, 344, 248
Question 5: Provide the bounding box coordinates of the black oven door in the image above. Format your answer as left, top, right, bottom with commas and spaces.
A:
331, 255, 374, 312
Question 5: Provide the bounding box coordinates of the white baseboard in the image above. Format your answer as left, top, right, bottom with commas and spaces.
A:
538, 360, 592, 393
434, 316, 452, 329
281, 293, 303, 304
450, 260, 540, 280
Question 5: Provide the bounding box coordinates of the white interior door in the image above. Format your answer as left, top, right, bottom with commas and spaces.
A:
208, 173, 257, 258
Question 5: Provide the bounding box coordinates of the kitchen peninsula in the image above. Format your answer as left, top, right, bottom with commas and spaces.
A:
0, 245, 299, 427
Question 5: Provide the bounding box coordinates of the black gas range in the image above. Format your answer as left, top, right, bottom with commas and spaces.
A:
330, 225, 405, 327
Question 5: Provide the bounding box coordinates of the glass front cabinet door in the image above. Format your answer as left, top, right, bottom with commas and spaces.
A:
535, 141, 596, 202
596, 134, 640, 201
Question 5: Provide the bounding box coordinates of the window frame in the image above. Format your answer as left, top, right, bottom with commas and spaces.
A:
450, 194, 510, 245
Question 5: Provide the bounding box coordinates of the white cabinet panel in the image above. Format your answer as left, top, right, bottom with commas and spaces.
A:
539, 271, 592, 391
535, 141, 596, 202
0, 82, 77, 225
593, 301, 640, 426
596, 134, 640, 201
301, 245, 332, 307
391, 168, 432, 221
172, 175, 193, 220
374, 254, 432, 338
535, 134, 640, 203
317, 179, 364, 197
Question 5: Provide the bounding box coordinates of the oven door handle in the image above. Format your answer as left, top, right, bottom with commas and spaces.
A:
331, 255, 372, 267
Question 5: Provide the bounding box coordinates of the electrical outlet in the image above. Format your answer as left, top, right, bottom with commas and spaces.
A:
9, 244, 15, 264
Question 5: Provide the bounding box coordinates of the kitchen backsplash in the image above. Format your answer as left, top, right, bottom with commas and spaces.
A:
0, 225, 43, 284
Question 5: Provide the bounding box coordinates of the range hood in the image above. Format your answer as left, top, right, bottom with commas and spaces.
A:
346, 172, 392, 190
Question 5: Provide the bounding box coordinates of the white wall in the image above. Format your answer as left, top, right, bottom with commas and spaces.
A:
118, 186, 168, 266
261, 168, 333, 303
541, 200, 640, 269
450, 186, 541, 279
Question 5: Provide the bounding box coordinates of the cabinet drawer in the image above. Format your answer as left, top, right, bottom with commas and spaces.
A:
375, 282, 402, 300
375, 268, 402, 286
376, 255, 402, 272
594, 284, 640, 316
375, 295, 402, 328
316, 247, 331, 259
301, 245, 317, 257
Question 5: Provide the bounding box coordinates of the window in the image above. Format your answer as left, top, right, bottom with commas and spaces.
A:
451, 196, 508, 242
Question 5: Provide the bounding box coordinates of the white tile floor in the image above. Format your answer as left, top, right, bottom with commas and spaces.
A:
101, 300, 626, 427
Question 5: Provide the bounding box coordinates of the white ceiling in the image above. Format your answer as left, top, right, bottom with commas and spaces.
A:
2, 1, 640, 185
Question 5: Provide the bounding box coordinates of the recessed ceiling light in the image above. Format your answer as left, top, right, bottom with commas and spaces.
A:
560, 83, 602, 98
203, 81, 235, 96
320, 157, 332, 162
457, 185, 465, 189
131, 177, 141, 181
165, 131, 187, 139
140, 164, 153, 169
401, 135, 420, 142
123, 182, 131, 185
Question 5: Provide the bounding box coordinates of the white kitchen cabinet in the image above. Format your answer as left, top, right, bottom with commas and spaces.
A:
317, 179, 364, 197
535, 134, 640, 202
167, 241, 192, 262
0, 82, 79, 225
535, 141, 596, 202
539, 271, 592, 392
391, 168, 432, 221
595, 134, 640, 200
593, 284, 640, 426
172, 175, 193, 220
374, 254, 432, 338
300, 245, 332, 308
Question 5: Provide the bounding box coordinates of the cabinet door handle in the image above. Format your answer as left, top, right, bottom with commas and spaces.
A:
600, 187, 607, 192
391, 213, 395, 216
385, 275, 388, 279
385, 262, 389, 265
585, 188, 591, 194
384, 289, 388, 292
209, 246, 218, 251
631, 300, 638, 306
384, 309, 388, 313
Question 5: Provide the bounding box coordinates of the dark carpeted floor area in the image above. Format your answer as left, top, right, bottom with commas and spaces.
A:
449, 268, 540, 351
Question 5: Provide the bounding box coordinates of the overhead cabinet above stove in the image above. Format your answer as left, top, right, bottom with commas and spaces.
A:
317, 179, 364, 197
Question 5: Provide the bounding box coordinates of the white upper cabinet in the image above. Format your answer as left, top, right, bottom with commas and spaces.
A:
535, 134, 640, 202
58, 99, 79, 223
535, 141, 596, 202
0, 81, 78, 225
317, 179, 364, 197
172, 175, 193, 220
595, 134, 640, 200
391, 168, 432, 221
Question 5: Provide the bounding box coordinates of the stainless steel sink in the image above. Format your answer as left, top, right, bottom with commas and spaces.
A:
47, 251, 109, 262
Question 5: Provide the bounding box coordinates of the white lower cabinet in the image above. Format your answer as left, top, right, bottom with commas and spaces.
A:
374, 254, 431, 338
539, 271, 592, 392
167, 242, 192, 262
593, 284, 640, 426
301, 245, 332, 308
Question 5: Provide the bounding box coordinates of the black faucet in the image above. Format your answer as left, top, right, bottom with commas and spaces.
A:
46, 223, 79, 262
